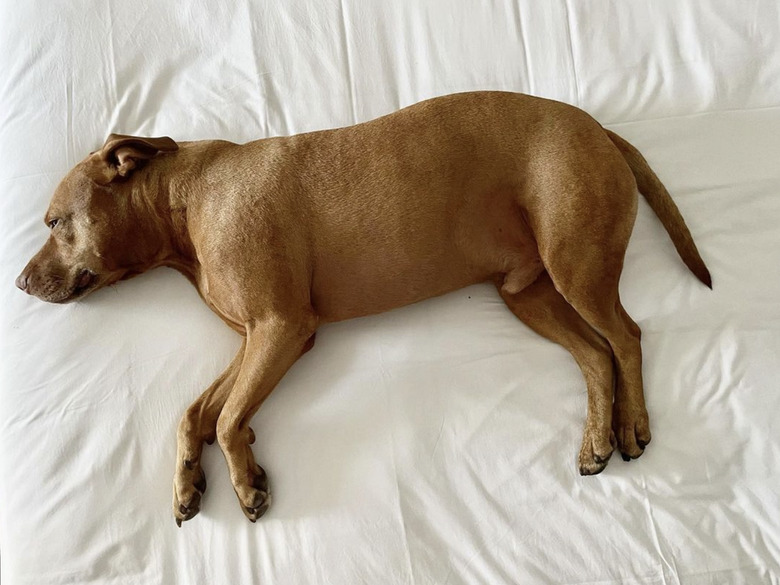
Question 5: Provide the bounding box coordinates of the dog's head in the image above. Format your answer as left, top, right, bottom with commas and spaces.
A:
15, 134, 179, 303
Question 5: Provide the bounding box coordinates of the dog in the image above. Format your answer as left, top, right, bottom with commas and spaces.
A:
15, 91, 711, 525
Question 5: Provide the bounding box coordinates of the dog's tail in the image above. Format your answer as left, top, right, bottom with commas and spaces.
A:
605, 129, 712, 289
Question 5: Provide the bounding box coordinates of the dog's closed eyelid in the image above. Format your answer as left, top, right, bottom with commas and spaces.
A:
46, 212, 75, 229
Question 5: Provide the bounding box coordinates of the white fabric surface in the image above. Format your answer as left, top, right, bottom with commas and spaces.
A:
1, 1, 780, 584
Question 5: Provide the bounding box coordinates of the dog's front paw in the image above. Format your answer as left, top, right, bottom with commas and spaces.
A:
234, 456, 271, 523
219, 425, 272, 522
173, 459, 207, 526
578, 426, 616, 476
613, 404, 651, 461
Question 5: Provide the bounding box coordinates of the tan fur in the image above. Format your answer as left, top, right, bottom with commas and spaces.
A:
15, 91, 710, 524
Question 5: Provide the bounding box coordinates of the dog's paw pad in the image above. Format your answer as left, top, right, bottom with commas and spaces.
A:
241, 492, 272, 523
234, 465, 271, 522
173, 461, 207, 525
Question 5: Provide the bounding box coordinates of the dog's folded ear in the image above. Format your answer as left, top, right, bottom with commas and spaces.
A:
95, 134, 179, 182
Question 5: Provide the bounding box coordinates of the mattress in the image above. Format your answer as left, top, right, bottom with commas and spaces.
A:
1, 1, 779, 584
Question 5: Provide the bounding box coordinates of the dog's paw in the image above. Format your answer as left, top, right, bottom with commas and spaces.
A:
234, 462, 271, 523
220, 428, 272, 522
578, 426, 616, 476
173, 459, 207, 526
613, 404, 651, 461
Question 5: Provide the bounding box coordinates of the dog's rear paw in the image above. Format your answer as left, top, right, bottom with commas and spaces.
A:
578, 427, 616, 476
173, 460, 207, 526
613, 405, 651, 461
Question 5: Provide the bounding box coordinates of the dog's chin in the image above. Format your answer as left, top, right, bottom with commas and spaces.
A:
46, 270, 100, 304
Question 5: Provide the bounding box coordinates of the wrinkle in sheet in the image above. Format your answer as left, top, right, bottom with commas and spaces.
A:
562, 0, 581, 107
380, 343, 418, 585
428, 417, 446, 465
509, 0, 534, 94
0, 171, 63, 183
458, 372, 573, 463
640, 474, 677, 585
105, 0, 118, 119
336, 0, 358, 124
65, 76, 74, 166
243, 0, 272, 136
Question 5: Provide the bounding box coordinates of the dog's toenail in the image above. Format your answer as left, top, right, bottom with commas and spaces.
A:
621, 453, 631, 462
175, 518, 182, 527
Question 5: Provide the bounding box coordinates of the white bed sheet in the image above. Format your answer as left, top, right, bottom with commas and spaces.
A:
1, 1, 779, 584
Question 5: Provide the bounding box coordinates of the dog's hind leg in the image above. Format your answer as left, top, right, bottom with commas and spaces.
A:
499, 271, 617, 474
173, 339, 246, 526
531, 187, 651, 463
562, 287, 651, 463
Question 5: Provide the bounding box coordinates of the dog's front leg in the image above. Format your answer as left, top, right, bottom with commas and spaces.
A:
173, 340, 246, 526
216, 313, 316, 522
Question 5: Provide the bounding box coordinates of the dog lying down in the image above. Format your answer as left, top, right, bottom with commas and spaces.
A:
15, 91, 711, 524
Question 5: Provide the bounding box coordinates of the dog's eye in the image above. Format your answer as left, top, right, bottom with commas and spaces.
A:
48, 218, 60, 229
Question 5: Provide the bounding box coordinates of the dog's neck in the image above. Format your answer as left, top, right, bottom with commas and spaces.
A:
124, 147, 202, 286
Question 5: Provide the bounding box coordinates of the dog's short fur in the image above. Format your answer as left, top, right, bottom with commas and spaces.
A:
16, 91, 710, 524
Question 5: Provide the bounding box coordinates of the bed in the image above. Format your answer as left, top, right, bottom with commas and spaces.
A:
1, 1, 779, 583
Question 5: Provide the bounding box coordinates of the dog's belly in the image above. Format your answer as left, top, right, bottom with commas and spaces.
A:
309, 186, 541, 322
311, 249, 487, 322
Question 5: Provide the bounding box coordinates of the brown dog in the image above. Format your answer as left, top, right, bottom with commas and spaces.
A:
15, 91, 710, 524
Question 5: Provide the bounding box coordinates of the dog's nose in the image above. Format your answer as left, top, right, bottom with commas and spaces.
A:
15, 273, 29, 292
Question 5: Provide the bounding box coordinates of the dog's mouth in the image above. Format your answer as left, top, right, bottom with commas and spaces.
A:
48, 269, 98, 304
73, 269, 97, 296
